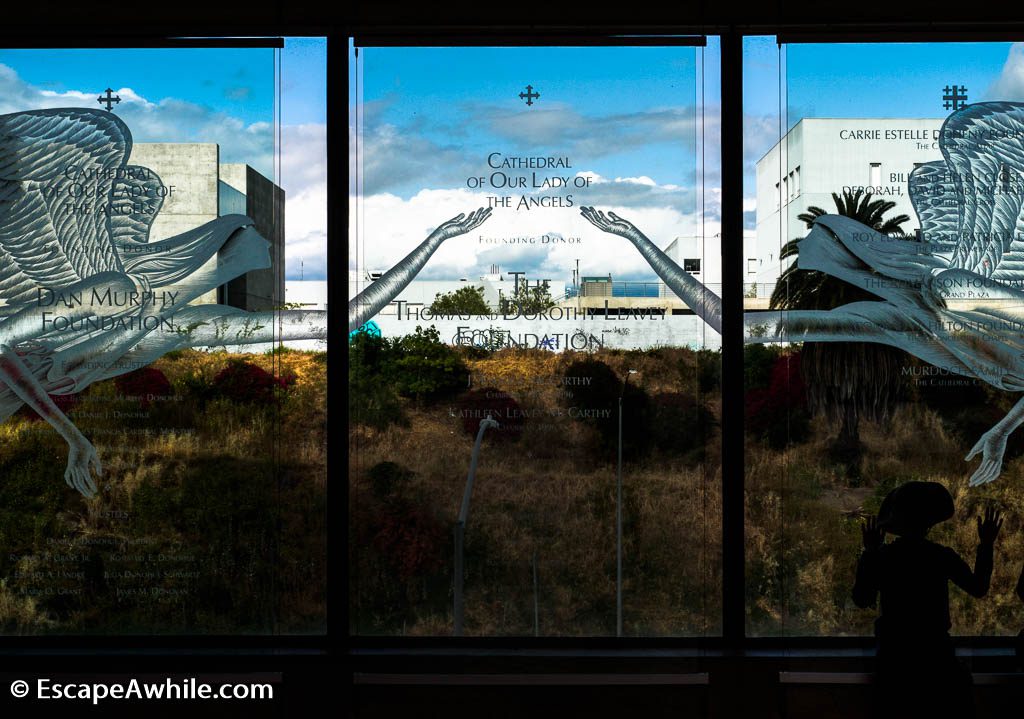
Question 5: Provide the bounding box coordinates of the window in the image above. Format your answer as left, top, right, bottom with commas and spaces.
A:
350, 40, 720, 637
746, 37, 1024, 638
0, 40, 327, 636
350, 32, 1024, 648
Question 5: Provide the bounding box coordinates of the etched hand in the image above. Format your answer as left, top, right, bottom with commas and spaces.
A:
580, 206, 641, 242
966, 426, 1009, 486
977, 506, 1004, 545
861, 514, 884, 551
65, 439, 101, 498
430, 207, 493, 242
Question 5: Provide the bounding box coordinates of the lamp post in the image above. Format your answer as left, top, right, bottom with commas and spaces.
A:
454, 416, 500, 636
617, 369, 638, 637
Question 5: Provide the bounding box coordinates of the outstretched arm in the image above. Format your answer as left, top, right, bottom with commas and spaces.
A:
580, 207, 723, 333
966, 397, 1024, 486
852, 515, 883, 608
0, 345, 99, 497
348, 208, 492, 332
948, 508, 1002, 597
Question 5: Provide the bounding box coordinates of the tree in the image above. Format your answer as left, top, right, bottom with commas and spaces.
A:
769, 189, 911, 474
499, 281, 556, 315
429, 285, 491, 315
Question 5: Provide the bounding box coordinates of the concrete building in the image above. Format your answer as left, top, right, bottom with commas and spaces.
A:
754, 117, 945, 290
128, 143, 285, 310
665, 232, 761, 300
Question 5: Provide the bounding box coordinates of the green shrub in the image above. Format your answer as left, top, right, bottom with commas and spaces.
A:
348, 331, 404, 429
429, 285, 491, 315
391, 326, 468, 401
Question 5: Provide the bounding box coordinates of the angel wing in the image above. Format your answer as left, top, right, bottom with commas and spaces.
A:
0, 109, 162, 309
909, 102, 1024, 279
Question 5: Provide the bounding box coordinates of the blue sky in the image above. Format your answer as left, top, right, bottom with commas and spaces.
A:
359, 44, 706, 198
0, 39, 327, 280
351, 41, 720, 283
744, 38, 1017, 133
0, 41, 326, 125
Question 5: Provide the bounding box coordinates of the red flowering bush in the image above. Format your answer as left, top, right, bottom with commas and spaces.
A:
746, 352, 810, 448
450, 387, 523, 442
114, 367, 172, 408
211, 361, 294, 405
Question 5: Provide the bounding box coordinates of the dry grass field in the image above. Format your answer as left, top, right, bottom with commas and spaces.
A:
350, 343, 1024, 637
0, 348, 327, 635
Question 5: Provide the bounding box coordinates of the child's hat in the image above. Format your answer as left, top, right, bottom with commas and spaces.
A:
877, 481, 954, 535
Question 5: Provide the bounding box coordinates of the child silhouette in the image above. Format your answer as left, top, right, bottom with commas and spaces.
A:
853, 481, 1002, 719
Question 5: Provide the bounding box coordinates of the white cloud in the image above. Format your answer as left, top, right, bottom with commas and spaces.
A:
281, 123, 327, 280
986, 43, 1024, 100
614, 175, 658, 186
351, 187, 709, 283
478, 104, 707, 159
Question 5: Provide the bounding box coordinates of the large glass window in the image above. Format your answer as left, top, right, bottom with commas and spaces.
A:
348, 33, 1024, 644
744, 38, 1024, 637
0, 41, 327, 635
349, 40, 721, 636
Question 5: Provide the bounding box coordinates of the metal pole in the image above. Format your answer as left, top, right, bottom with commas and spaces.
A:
617, 393, 623, 637
616, 370, 636, 638
454, 521, 465, 635
453, 417, 499, 636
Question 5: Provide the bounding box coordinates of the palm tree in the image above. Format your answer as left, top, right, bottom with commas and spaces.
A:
769, 189, 912, 474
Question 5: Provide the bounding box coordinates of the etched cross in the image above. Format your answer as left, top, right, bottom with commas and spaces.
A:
519, 85, 540, 106
943, 85, 968, 111
98, 88, 121, 112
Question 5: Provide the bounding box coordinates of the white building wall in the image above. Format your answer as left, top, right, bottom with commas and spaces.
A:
286, 280, 327, 310
754, 118, 945, 290
664, 233, 761, 297
283, 280, 328, 351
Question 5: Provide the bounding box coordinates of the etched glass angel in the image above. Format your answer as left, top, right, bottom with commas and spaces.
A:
0, 109, 325, 496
